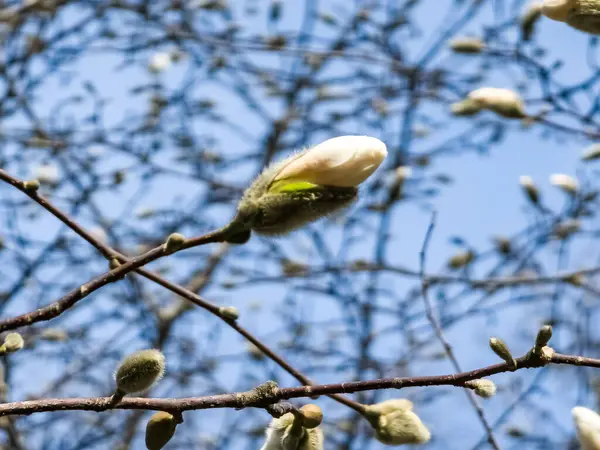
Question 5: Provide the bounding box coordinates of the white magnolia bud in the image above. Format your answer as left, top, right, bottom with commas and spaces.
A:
572, 406, 600, 450
464, 379, 497, 398
364, 399, 431, 446
468, 88, 526, 118
272, 136, 387, 189
582, 144, 600, 161
519, 175, 540, 204
550, 173, 578, 195
260, 413, 324, 450
235, 136, 387, 235
148, 52, 171, 73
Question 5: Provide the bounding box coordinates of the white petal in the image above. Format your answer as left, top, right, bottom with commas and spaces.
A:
573, 407, 600, 450
274, 135, 387, 187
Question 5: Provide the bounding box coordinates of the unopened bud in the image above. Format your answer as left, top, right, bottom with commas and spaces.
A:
23, 180, 40, 191
219, 306, 239, 321
165, 233, 186, 253
2, 333, 23, 353
300, 404, 323, 429
109, 258, 121, 270
553, 219, 581, 240
447, 250, 475, 270
519, 176, 539, 205
572, 406, 600, 450
468, 87, 527, 119
449, 37, 486, 53
364, 399, 430, 445
582, 144, 600, 161
550, 174, 578, 196
564, 272, 585, 287
535, 325, 553, 349
145, 411, 177, 450
115, 349, 166, 394
489, 337, 517, 369
464, 379, 497, 398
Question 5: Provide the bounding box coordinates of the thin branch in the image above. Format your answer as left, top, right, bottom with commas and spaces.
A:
419, 212, 501, 450
0, 351, 597, 417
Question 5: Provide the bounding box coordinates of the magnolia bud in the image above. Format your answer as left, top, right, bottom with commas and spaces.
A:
364, 399, 431, 445
550, 173, 578, 195
468, 87, 527, 118
493, 236, 512, 255
553, 219, 581, 239
219, 306, 239, 321
235, 136, 387, 236
148, 52, 171, 73
447, 250, 475, 270
464, 379, 497, 398
572, 406, 600, 450
23, 180, 40, 191
449, 37, 486, 53
145, 411, 177, 450
164, 233, 186, 253
582, 144, 600, 161
535, 325, 553, 349
115, 349, 165, 394
521, 3, 543, 40
300, 404, 323, 429
260, 412, 324, 450
2, 333, 23, 353
519, 175, 540, 205
489, 337, 517, 369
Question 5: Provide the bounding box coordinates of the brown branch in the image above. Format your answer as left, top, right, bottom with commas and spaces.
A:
0, 351, 597, 418
0, 168, 365, 414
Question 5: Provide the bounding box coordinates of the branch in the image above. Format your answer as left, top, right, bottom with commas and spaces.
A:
1, 351, 597, 418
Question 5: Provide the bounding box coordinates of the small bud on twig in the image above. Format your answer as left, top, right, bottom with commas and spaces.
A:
219, 306, 239, 321
464, 379, 497, 398
489, 337, 517, 369
0, 333, 24, 354
164, 233, 186, 253
535, 325, 553, 350
23, 180, 40, 192
299, 404, 323, 429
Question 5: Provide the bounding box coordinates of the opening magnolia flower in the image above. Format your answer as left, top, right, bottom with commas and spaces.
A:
270, 135, 387, 190
232, 136, 387, 236
572, 406, 600, 450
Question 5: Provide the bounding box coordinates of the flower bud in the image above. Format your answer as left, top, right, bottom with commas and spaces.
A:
23, 180, 40, 192
489, 337, 517, 369
261, 412, 324, 450
235, 136, 387, 236
493, 236, 512, 255
148, 52, 171, 73
519, 176, 540, 205
364, 399, 431, 445
535, 325, 553, 349
550, 173, 578, 195
115, 349, 165, 394
164, 233, 186, 253
464, 379, 497, 398
2, 333, 24, 353
582, 144, 600, 161
145, 411, 177, 450
219, 306, 239, 321
468, 87, 527, 118
521, 3, 543, 40
449, 37, 486, 53
300, 404, 323, 429
544, 0, 600, 34
572, 406, 600, 450
447, 250, 475, 270
553, 219, 581, 239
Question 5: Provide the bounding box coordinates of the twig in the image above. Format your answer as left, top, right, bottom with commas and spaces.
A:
419, 212, 501, 450
0, 351, 597, 417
